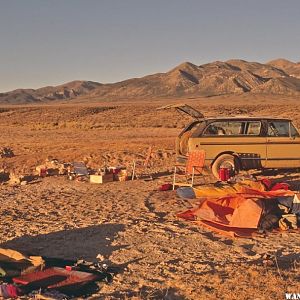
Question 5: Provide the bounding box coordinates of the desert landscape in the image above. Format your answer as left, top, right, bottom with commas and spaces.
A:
1, 58, 300, 299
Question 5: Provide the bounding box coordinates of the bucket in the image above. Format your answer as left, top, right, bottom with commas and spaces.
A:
219, 168, 230, 181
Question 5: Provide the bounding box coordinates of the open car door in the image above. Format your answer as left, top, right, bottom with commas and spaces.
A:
156, 103, 205, 120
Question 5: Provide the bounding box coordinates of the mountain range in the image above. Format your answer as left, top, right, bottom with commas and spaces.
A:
1, 58, 300, 104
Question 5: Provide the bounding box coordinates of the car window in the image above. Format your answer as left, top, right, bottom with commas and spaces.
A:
245, 121, 261, 135
291, 123, 300, 137
267, 121, 290, 137
203, 121, 245, 136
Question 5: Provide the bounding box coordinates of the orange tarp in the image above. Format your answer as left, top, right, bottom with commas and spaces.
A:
177, 182, 294, 238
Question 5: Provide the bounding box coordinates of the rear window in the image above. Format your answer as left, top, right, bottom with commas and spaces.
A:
203, 121, 261, 136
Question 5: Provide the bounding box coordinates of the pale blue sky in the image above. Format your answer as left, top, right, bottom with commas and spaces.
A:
0, 0, 300, 92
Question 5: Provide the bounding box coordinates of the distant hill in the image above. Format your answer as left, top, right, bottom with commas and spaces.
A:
0, 81, 101, 104
267, 58, 300, 79
1, 58, 300, 104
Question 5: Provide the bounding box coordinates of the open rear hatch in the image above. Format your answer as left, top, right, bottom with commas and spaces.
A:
157, 104, 205, 158
156, 103, 204, 120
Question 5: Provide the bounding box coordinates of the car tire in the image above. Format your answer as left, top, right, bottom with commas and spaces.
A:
211, 154, 239, 179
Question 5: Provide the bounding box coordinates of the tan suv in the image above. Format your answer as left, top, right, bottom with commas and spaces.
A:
158, 104, 300, 178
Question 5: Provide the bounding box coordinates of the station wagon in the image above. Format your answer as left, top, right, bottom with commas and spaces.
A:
158, 104, 300, 178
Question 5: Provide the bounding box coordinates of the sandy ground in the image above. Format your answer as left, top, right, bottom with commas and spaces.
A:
0, 96, 300, 299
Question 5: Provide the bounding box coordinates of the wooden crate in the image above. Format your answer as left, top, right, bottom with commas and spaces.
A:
90, 174, 114, 184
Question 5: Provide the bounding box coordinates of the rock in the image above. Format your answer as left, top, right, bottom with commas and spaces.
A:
0, 170, 10, 182
9, 173, 21, 184
0, 147, 15, 158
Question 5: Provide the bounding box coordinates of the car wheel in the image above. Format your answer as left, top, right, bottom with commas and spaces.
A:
211, 154, 239, 179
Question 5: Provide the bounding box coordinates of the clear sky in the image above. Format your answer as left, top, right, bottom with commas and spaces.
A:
0, 0, 300, 92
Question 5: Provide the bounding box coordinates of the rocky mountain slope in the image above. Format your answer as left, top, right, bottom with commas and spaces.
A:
267, 58, 300, 78
0, 81, 101, 104
1, 59, 300, 104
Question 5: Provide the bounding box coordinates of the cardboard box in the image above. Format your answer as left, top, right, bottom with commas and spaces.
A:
90, 174, 114, 184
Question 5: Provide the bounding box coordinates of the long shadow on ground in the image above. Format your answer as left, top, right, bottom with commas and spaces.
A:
1, 223, 127, 261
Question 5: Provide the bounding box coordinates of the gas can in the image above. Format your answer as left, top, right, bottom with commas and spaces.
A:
219, 168, 230, 181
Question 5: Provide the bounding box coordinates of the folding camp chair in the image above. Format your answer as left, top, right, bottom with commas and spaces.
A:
172, 150, 206, 190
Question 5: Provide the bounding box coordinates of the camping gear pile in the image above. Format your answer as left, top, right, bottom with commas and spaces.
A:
0, 248, 114, 299
35, 159, 129, 184
36, 158, 71, 177
177, 178, 300, 237
90, 166, 128, 184
0, 145, 156, 185
0, 157, 141, 186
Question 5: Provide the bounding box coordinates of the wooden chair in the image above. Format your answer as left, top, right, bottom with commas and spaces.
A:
172, 150, 206, 190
